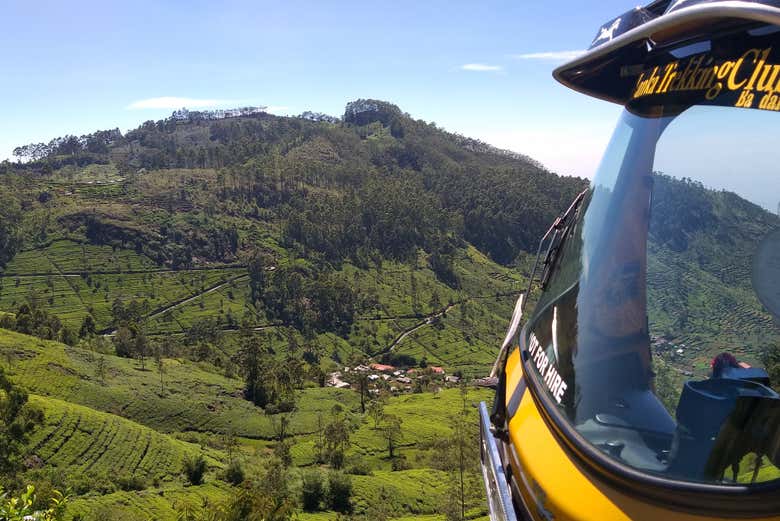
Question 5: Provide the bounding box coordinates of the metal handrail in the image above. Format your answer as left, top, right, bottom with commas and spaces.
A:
479, 401, 518, 521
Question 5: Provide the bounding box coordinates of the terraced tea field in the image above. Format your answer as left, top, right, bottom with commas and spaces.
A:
0, 328, 366, 439
27, 396, 209, 482
65, 482, 233, 521
0, 240, 253, 333
7, 240, 158, 274
647, 242, 780, 376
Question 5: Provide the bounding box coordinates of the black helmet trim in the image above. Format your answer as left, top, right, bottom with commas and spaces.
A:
554, 1, 780, 105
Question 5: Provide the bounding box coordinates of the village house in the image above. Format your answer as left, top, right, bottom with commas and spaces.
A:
326, 372, 351, 389
369, 363, 396, 373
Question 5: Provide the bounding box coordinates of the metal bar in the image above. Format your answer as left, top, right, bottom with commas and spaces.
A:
479, 401, 519, 521
490, 294, 524, 378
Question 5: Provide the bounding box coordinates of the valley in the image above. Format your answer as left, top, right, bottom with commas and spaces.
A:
0, 100, 777, 519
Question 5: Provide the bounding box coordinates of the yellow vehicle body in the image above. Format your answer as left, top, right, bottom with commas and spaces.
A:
502, 346, 780, 520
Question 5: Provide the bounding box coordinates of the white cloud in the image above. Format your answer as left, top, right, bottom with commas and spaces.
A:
126, 96, 242, 110
512, 50, 585, 62
460, 63, 503, 72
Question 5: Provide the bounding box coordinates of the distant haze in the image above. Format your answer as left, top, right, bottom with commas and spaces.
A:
654, 106, 779, 212
474, 121, 618, 179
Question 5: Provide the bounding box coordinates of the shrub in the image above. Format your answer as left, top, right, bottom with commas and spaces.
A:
328, 449, 345, 470
300, 468, 325, 511
182, 454, 207, 485
345, 457, 373, 476
274, 440, 292, 467
59, 326, 78, 346
391, 455, 410, 471
84, 471, 117, 495
222, 459, 245, 486
115, 473, 147, 491
326, 471, 352, 513
264, 399, 295, 415
63, 473, 93, 496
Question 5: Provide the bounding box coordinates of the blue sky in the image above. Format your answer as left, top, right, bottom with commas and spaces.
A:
2, 0, 632, 177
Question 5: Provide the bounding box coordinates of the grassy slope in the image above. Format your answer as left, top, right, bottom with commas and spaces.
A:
27, 395, 212, 482
0, 328, 358, 438
0, 328, 491, 519
65, 482, 233, 521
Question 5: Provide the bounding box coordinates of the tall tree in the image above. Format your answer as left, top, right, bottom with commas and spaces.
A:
113, 326, 134, 358
154, 345, 165, 393
367, 396, 386, 430
95, 355, 107, 385
0, 189, 21, 270
134, 328, 149, 370
247, 250, 270, 304
324, 405, 352, 469
78, 314, 96, 339
237, 334, 269, 408
438, 411, 480, 521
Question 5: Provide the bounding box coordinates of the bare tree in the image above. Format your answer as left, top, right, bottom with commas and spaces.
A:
154, 346, 165, 393
381, 414, 403, 459
367, 396, 386, 429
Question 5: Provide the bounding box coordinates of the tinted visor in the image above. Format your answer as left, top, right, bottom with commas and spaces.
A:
523, 27, 780, 486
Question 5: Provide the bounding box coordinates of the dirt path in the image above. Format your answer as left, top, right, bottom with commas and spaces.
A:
377, 290, 522, 356
46, 253, 90, 312
381, 302, 459, 355
100, 274, 249, 335
145, 274, 250, 322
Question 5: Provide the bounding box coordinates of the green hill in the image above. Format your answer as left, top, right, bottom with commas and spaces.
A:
0, 326, 491, 520
0, 100, 554, 379
1, 100, 778, 519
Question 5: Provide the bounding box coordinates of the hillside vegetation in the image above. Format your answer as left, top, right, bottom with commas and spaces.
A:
0, 100, 563, 519
0, 326, 492, 520
1, 100, 778, 519
0, 100, 578, 374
